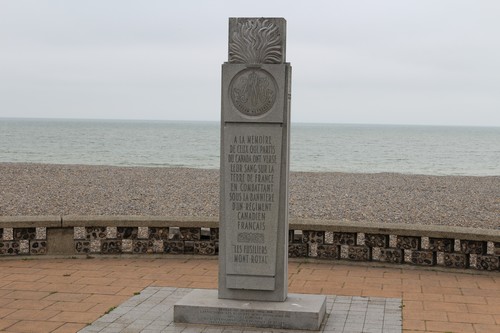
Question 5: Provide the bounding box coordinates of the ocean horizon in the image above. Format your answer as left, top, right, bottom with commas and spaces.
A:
1, 117, 499, 176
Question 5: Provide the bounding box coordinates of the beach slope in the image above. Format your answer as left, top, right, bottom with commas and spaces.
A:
0, 163, 498, 229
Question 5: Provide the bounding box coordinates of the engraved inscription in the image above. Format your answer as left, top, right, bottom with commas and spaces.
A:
229, 18, 282, 64
230, 69, 277, 117
225, 125, 282, 276
197, 307, 291, 327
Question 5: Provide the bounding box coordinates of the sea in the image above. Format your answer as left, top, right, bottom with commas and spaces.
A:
0, 118, 499, 176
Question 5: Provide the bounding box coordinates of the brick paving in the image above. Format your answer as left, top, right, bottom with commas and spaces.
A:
0, 257, 498, 333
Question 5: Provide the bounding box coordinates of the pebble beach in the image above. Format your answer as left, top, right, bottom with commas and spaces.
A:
0, 163, 499, 230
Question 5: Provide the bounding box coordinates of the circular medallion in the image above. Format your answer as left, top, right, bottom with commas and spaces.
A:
229, 68, 277, 117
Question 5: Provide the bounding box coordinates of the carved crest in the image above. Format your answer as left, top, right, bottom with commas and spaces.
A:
229, 18, 282, 64
230, 69, 277, 116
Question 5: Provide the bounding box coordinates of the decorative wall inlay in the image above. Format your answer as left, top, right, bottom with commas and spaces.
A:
117, 227, 138, 239
133, 240, 152, 254
230, 68, 277, 117
347, 246, 370, 261
138, 227, 149, 239
75, 240, 90, 253
86, 227, 107, 240
324, 231, 334, 244
365, 234, 388, 248
4, 228, 14, 241
486, 241, 495, 255
410, 250, 436, 266
210, 228, 219, 242
201, 227, 211, 240
74, 227, 86, 240
90, 240, 101, 253
372, 247, 381, 261
404, 250, 412, 263
153, 240, 164, 253
333, 233, 356, 246
164, 241, 184, 254
389, 235, 398, 248
184, 241, 195, 254
308, 243, 318, 257
14, 228, 36, 240
19, 240, 30, 254
101, 240, 122, 254
317, 244, 339, 259
122, 239, 133, 253
0, 241, 20, 255
340, 245, 349, 259
169, 227, 181, 240
35, 227, 46, 240
470, 254, 478, 268
379, 248, 403, 263
229, 18, 282, 64
149, 227, 169, 240
30, 240, 47, 255
475, 255, 500, 271
460, 240, 486, 255
0, 223, 497, 273
421, 237, 429, 250
436, 252, 444, 265
396, 236, 420, 250
106, 227, 117, 239
179, 228, 201, 241
443, 253, 468, 269
288, 244, 307, 258
302, 230, 324, 244
429, 238, 454, 252
194, 241, 216, 255
494, 242, 500, 256
356, 233, 365, 246
289, 230, 303, 243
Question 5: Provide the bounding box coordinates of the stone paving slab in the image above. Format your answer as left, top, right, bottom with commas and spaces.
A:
78, 287, 402, 333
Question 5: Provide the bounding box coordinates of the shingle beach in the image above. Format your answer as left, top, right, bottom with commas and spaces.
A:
0, 163, 498, 229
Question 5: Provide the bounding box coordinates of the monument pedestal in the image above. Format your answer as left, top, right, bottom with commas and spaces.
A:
174, 289, 326, 331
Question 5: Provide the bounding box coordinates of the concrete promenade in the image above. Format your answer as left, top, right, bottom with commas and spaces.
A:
0, 257, 499, 333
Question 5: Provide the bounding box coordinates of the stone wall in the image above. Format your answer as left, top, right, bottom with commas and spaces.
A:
1, 216, 499, 272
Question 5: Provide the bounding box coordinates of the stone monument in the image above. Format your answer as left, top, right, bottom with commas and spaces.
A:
174, 17, 326, 330
219, 17, 290, 302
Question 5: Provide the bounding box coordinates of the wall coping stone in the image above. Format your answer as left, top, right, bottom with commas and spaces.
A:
61, 215, 219, 228
0, 215, 61, 228
289, 218, 500, 242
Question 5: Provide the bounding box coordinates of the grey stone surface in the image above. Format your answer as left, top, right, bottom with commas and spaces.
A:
79, 287, 402, 333
174, 289, 326, 330
219, 17, 291, 302
46, 227, 74, 255
0, 215, 61, 228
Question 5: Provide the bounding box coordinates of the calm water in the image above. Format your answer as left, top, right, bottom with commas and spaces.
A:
0, 118, 499, 176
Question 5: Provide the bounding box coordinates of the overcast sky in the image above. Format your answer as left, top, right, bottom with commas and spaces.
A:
1, 1, 499, 126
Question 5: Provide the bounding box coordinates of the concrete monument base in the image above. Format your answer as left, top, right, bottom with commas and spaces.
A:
174, 289, 327, 331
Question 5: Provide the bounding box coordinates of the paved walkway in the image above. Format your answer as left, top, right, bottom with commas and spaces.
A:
81, 287, 402, 333
0, 257, 499, 333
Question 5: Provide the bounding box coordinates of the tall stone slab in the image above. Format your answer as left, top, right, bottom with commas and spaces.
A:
219, 17, 291, 302
174, 18, 326, 330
